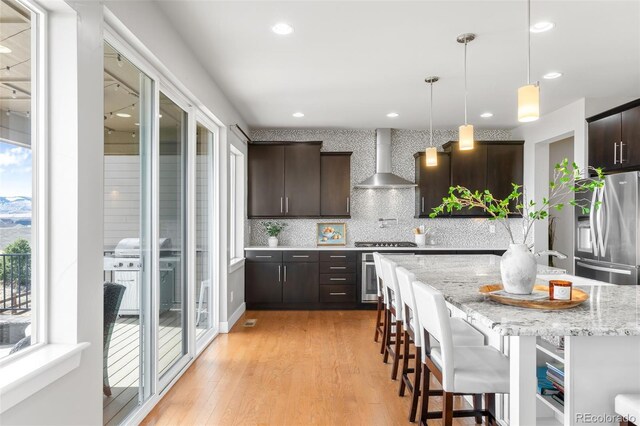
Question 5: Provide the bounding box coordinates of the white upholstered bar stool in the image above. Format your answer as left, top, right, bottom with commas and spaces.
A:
395, 266, 485, 423
372, 252, 386, 350
380, 256, 408, 379
615, 394, 640, 426
412, 280, 509, 426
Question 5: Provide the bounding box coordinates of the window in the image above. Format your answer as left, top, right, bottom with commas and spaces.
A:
229, 147, 244, 263
0, 0, 38, 360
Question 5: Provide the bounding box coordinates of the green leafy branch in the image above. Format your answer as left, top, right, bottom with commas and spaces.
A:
429, 159, 605, 244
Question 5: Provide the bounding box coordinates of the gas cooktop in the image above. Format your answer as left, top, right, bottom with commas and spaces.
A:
354, 241, 418, 248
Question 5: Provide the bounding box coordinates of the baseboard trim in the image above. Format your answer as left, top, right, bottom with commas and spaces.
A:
220, 302, 246, 333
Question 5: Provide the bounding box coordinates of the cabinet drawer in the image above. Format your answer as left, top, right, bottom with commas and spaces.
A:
320, 273, 356, 285
283, 251, 319, 262
246, 250, 283, 262
319, 262, 356, 274
320, 285, 356, 303
319, 251, 356, 262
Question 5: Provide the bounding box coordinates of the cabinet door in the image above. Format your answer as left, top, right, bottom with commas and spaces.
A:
588, 113, 621, 172
621, 105, 640, 168
450, 144, 488, 216
321, 153, 351, 217
245, 262, 282, 304
284, 144, 321, 216
248, 145, 285, 217
415, 153, 451, 217
282, 262, 319, 303
486, 144, 523, 212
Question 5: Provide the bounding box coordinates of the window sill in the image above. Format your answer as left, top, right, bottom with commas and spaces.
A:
0, 342, 90, 413
229, 257, 245, 273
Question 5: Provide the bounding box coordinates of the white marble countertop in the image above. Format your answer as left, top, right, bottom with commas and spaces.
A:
244, 245, 506, 251
391, 254, 640, 337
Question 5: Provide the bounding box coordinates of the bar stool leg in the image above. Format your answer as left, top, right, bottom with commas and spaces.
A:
374, 296, 383, 342
391, 320, 403, 380
383, 309, 391, 363
398, 329, 411, 396
409, 347, 422, 422
443, 391, 454, 426
473, 394, 482, 424
485, 393, 496, 426
419, 363, 431, 426
380, 305, 388, 355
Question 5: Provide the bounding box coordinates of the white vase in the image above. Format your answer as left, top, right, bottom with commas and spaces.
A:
268, 236, 278, 247
500, 243, 537, 294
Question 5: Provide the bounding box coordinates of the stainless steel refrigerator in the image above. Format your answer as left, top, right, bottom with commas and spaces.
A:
574, 171, 640, 285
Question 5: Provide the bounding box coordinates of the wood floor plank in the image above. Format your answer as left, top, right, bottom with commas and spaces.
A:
141, 310, 484, 426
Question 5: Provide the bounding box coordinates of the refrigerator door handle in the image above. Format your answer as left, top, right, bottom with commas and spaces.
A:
589, 188, 599, 257
576, 261, 632, 275
596, 186, 606, 257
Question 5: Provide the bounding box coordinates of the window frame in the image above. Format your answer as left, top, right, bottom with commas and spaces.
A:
229, 145, 244, 266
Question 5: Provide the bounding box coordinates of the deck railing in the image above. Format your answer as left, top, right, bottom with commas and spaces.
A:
0, 253, 31, 314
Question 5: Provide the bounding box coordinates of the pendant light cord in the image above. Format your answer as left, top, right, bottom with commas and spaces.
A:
527, 0, 531, 85
429, 81, 434, 147
464, 39, 468, 125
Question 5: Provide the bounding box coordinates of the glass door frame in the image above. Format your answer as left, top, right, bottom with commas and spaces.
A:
156, 83, 193, 391
193, 111, 221, 351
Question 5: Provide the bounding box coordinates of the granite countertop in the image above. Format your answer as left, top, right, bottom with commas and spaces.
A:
244, 245, 507, 252
391, 254, 640, 337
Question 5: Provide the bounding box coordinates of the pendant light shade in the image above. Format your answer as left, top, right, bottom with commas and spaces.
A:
425, 146, 438, 166
457, 33, 475, 151
518, 0, 540, 122
424, 76, 439, 167
518, 83, 540, 122
459, 124, 474, 150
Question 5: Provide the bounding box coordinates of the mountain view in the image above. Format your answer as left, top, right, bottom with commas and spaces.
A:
0, 197, 32, 250
0, 196, 32, 217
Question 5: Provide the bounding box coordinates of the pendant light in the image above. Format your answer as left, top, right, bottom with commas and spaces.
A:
457, 33, 475, 151
518, 0, 540, 122
424, 76, 439, 167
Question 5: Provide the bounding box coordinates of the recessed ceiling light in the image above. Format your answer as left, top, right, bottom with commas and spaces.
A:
543, 71, 563, 79
292, 112, 304, 118
0, 45, 11, 54
272, 22, 294, 35
480, 112, 494, 118
386, 112, 399, 118
116, 112, 131, 118
530, 21, 555, 33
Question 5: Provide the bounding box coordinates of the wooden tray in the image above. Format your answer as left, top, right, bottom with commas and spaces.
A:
479, 284, 589, 310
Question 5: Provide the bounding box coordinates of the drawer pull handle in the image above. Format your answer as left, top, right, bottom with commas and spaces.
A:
330, 255, 347, 258
330, 267, 346, 270
256, 255, 272, 258
330, 292, 347, 296
292, 255, 309, 258
330, 278, 347, 281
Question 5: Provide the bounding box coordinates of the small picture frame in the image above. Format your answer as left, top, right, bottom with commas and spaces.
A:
317, 223, 347, 246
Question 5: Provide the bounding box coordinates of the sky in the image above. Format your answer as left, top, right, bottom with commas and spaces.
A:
0, 141, 32, 198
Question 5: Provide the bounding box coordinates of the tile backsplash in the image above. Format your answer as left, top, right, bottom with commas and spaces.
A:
248, 128, 524, 248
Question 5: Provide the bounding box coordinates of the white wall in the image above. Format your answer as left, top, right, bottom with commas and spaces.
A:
548, 137, 575, 273
512, 98, 588, 255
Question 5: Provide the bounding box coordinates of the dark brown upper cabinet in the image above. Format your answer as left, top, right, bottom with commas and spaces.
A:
438, 140, 524, 217
588, 99, 640, 174
414, 151, 451, 218
321, 152, 352, 217
248, 142, 321, 218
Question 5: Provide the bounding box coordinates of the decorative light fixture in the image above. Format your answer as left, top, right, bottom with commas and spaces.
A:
518, 0, 540, 123
424, 76, 439, 167
116, 112, 131, 118
386, 112, 399, 118
272, 22, 294, 35
457, 33, 475, 151
117, 53, 123, 67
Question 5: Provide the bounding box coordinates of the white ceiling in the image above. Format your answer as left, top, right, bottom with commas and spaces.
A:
156, 0, 640, 130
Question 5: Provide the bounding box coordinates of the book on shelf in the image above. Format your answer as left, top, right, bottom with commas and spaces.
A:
552, 382, 565, 394
546, 370, 565, 387
546, 361, 565, 378
537, 367, 560, 395
552, 393, 565, 406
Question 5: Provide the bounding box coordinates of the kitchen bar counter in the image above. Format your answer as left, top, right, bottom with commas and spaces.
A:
392, 254, 640, 336
244, 245, 507, 251
391, 254, 640, 426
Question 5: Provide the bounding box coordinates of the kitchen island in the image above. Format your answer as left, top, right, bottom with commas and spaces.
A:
391, 254, 640, 426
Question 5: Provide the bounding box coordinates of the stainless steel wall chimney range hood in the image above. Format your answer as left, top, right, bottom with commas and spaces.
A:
355, 129, 417, 189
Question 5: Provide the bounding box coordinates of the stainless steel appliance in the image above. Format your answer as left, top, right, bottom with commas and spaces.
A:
359, 242, 417, 302
574, 171, 640, 285
104, 238, 176, 314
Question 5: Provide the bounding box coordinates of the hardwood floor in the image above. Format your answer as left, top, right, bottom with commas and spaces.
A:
142, 310, 481, 426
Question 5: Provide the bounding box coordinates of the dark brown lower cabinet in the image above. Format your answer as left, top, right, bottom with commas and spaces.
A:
245, 262, 282, 304
282, 262, 319, 303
